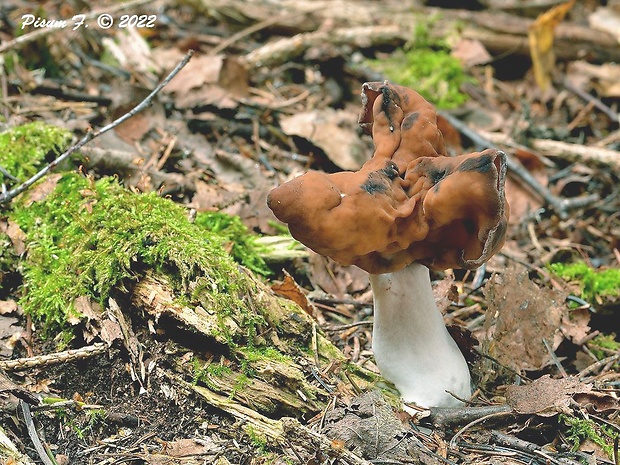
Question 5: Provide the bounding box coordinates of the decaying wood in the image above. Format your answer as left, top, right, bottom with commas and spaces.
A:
0, 343, 107, 372
205, 0, 620, 66
185, 381, 373, 465
428, 404, 514, 429
243, 25, 406, 69
479, 130, 620, 170
131, 270, 379, 417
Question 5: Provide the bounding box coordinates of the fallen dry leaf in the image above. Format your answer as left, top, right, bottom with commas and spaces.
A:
23, 173, 63, 206
560, 307, 591, 345
162, 54, 248, 110
528, 0, 576, 91
588, 6, 620, 43
573, 390, 620, 414
566, 61, 620, 98
482, 265, 568, 372
164, 437, 221, 457
279, 107, 368, 170
0, 315, 24, 358
506, 375, 591, 416
451, 38, 492, 67
0, 299, 18, 315
433, 272, 458, 314
271, 271, 315, 316
0, 219, 26, 255
307, 253, 369, 299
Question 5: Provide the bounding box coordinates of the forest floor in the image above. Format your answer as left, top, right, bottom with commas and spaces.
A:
0, 0, 619, 464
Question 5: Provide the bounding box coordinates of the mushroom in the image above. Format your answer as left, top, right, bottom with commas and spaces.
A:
268, 81, 509, 409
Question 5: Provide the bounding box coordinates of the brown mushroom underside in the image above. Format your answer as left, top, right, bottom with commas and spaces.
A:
268, 81, 509, 274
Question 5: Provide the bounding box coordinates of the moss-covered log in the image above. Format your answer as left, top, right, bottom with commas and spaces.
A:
5, 168, 382, 420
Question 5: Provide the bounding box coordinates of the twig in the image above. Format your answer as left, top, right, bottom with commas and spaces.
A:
0, 0, 155, 54
428, 404, 513, 429
0, 50, 194, 204
577, 353, 620, 380
480, 129, 620, 171
325, 321, 374, 332
19, 401, 57, 465
439, 111, 600, 219
0, 165, 18, 182
0, 342, 107, 371
448, 411, 514, 450
563, 80, 620, 124
543, 338, 568, 378
210, 10, 314, 56
490, 431, 583, 465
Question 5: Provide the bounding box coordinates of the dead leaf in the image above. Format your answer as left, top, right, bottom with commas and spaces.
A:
306, 253, 368, 299
0, 219, 26, 255
589, 6, 620, 44
101, 28, 160, 86
482, 265, 568, 372
433, 272, 458, 314
272, 271, 315, 316
0, 300, 18, 315
30, 378, 54, 394
280, 107, 368, 170
505, 375, 591, 416
164, 437, 220, 457
528, 0, 576, 91
566, 61, 620, 98
560, 307, 591, 345
100, 318, 124, 346
114, 107, 162, 145
162, 54, 248, 110
504, 176, 545, 225
0, 315, 24, 358
451, 38, 492, 67
23, 173, 63, 206
573, 391, 620, 414
190, 181, 224, 212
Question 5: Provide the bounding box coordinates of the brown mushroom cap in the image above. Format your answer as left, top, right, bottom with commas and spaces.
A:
267, 81, 509, 274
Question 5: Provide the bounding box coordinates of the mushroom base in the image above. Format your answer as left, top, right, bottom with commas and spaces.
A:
369, 263, 472, 410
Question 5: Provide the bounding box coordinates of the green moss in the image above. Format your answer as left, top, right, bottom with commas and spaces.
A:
548, 261, 620, 303
0, 231, 16, 294
245, 425, 269, 452
588, 333, 620, 361
192, 358, 233, 387
0, 122, 72, 185
233, 373, 251, 394
561, 414, 618, 459
10, 173, 255, 335
194, 211, 270, 276
365, 23, 472, 109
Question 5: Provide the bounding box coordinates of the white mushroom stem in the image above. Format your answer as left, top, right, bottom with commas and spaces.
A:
369, 262, 472, 409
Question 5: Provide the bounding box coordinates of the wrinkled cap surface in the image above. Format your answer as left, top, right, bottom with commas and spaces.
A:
268, 81, 509, 274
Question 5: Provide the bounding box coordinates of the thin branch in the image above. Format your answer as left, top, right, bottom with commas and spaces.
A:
0, 50, 194, 204
0, 165, 18, 182
209, 10, 314, 56
563, 79, 619, 124
0, 342, 107, 371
